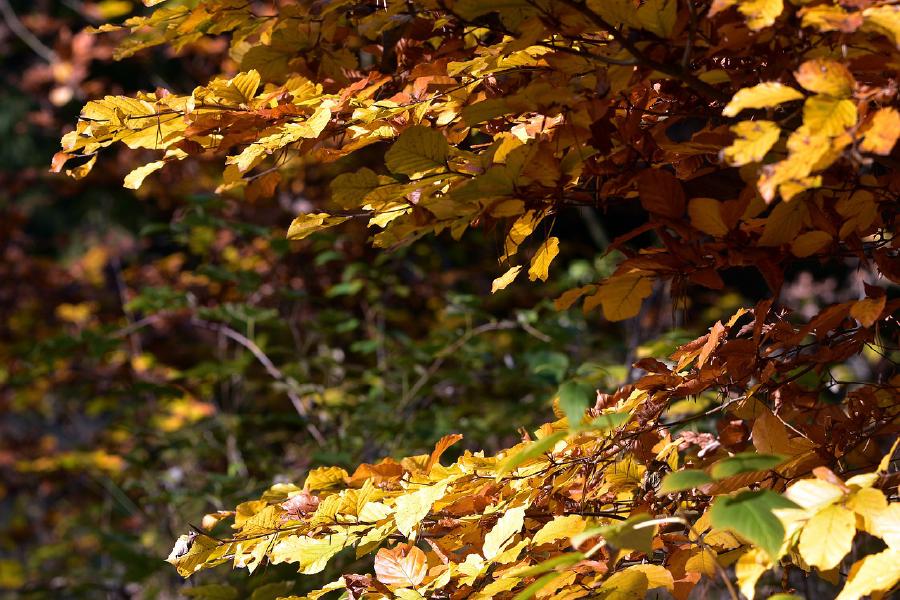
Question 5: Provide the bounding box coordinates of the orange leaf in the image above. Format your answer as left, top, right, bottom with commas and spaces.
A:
794, 58, 856, 97
426, 434, 463, 474
850, 296, 886, 328
859, 108, 900, 155
374, 545, 427, 588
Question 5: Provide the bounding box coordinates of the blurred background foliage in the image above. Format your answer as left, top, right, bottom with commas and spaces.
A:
0, 1, 891, 599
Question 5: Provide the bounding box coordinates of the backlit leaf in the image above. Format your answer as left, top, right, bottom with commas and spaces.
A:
802, 96, 856, 137
859, 107, 900, 155
287, 214, 350, 240
721, 120, 780, 166
794, 59, 855, 97
722, 82, 803, 117
374, 545, 427, 588
595, 271, 652, 321
528, 237, 559, 282
835, 549, 900, 600
384, 126, 449, 178
688, 197, 729, 235
483, 504, 527, 559
557, 380, 594, 427
492, 265, 523, 293
637, 0, 676, 38
799, 503, 856, 570
659, 470, 715, 494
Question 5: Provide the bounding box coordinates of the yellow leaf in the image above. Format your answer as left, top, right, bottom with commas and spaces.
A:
483, 504, 527, 559
735, 548, 769, 600
722, 82, 804, 117
501, 210, 544, 260
304, 466, 349, 492
637, 0, 677, 38
123, 160, 165, 189
715, 0, 784, 30
684, 546, 718, 578
66, 155, 97, 180
492, 265, 523, 293
800, 4, 862, 32
799, 504, 856, 570
862, 5, 900, 48
802, 96, 857, 137
394, 481, 448, 537
847, 487, 888, 533
859, 107, 900, 155
791, 231, 832, 257
625, 564, 674, 592
528, 237, 560, 282
209, 70, 261, 105
286, 213, 350, 240
688, 197, 729, 235
596, 271, 652, 321
871, 504, 900, 550
850, 296, 886, 328
531, 514, 585, 547
384, 125, 449, 178
331, 168, 380, 209
270, 535, 348, 574
596, 568, 649, 600
835, 549, 900, 600
721, 120, 781, 166
784, 479, 845, 510
794, 59, 856, 97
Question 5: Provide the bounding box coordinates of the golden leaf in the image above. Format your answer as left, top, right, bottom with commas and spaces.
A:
585, 0, 640, 28
531, 514, 585, 547
711, 0, 784, 31
721, 120, 781, 166
850, 296, 886, 328
757, 198, 807, 247
637, 0, 677, 38
802, 96, 857, 137
859, 107, 900, 155
483, 504, 527, 559
871, 504, 900, 550
492, 265, 523, 293
554, 285, 596, 311
123, 160, 165, 190
735, 548, 769, 600
286, 213, 350, 241
794, 59, 856, 97
384, 125, 450, 178
595, 271, 652, 321
528, 237, 560, 282
835, 549, 900, 600
688, 197, 729, 236
722, 82, 803, 117
799, 504, 856, 570
270, 535, 348, 575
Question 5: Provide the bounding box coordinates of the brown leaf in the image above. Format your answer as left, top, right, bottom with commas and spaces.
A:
637, 169, 686, 219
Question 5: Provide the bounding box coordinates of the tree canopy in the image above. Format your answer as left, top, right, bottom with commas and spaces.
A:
47, 0, 900, 598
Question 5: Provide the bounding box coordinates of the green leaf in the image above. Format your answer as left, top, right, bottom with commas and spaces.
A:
510, 553, 584, 578
709, 490, 799, 559
710, 453, 788, 480
249, 582, 295, 600
558, 380, 594, 426
583, 411, 630, 432
659, 470, 715, 494
384, 125, 449, 178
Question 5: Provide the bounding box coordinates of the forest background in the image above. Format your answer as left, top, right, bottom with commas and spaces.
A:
0, 0, 898, 599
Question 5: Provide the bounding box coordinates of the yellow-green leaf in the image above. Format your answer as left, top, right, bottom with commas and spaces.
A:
528, 237, 559, 282
721, 120, 780, 166
722, 82, 804, 117
270, 535, 348, 575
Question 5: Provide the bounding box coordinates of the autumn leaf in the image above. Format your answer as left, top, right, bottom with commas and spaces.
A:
688, 197, 729, 236
802, 96, 857, 137
374, 545, 427, 588
722, 82, 803, 117
384, 125, 449, 178
492, 265, 522, 292
596, 271, 653, 321
286, 213, 350, 240
799, 504, 856, 570
859, 107, 900, 155
794, 59, 855, 97
720, 120, 780, 166
528, 237, 559, 282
